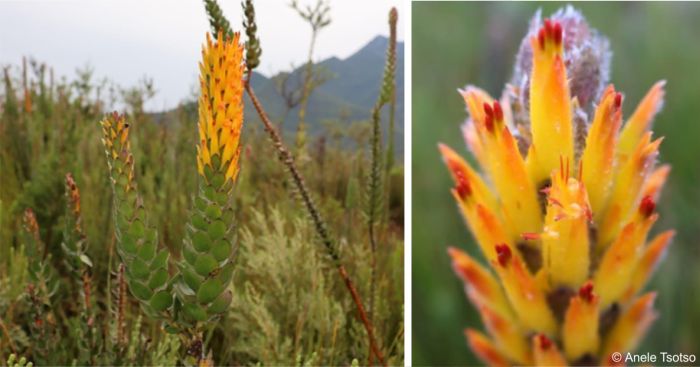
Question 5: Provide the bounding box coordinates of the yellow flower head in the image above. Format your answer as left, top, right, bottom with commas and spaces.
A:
197, 31, 245, 184
442, 7, 672, 365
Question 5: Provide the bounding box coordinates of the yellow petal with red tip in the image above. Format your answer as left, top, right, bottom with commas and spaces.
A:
462, 96, 543, 240
460, 86, 495, 130
541, 166, 592, 288
641, 164, 670, 201
581, 85, 623, 217
618, 81, 665, 163
448, 247, 512, 318
469, 203, 513, 262
602, 293, 658, 364
623, 230, 674, 302
597, 133, 662, 248
478, 304, 532, 364
465, 328, 510, 367
492, 245, 557, 334
440, 144, 513, 260
532, 334, 567, 367
594, 211, 657, 309
528, 20, 574, 185
487, 122, 542, 241
563, 282, 600, 360
439, 143, 497, 213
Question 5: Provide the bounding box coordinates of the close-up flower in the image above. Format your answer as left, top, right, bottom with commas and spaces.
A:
439, 6, 672, 366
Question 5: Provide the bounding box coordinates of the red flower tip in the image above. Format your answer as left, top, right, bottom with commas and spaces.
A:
614, 92, 623, 108
537, 19, 563, 50
447, 159, 472, 200
538, 334, 552, 350
579, 281, 595, 303
483, 102, 493, 118
456, 179, 472, 201
483, 101, 502, 132
484, 102, 493, 117
639, 195, 656, 218
483, 102, 494, 132
493, 101, 504, 122
495, 243, 511, 267
544, 19, 553, 37
553, 22, 563, 46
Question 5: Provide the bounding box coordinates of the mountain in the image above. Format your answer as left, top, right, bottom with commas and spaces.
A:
242, 35, 405, 155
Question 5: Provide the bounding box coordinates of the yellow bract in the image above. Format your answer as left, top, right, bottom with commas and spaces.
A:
623, 230, 674, 302
477, 304, 532, 364
440, 144, 511, 261
580, 86, 622, 217
541, 166, 591, 288
563, 284, 600, 360
594, 208, 657, 309
597, 133, 662, 249
465, 329, 510, 367
618, 81, 666, 164
528, 21, 573, 185
602, 293, 658, 363
532, 334, 567, 366
197, 32, 245, 184
492, 245, 557, 335
460, 89, 542, 243
449, 247, 512, 319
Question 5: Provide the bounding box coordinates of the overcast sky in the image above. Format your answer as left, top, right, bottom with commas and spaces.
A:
0, 0, 403, 111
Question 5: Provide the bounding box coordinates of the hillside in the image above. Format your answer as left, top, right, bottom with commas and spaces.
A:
248, 35, 404, 155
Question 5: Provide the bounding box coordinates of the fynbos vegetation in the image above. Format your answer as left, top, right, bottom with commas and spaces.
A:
0, 1, 403, 365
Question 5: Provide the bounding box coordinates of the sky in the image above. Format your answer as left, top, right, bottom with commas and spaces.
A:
0, 0, 404, 111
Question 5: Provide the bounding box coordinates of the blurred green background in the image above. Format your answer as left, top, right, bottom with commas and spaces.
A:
412, 2, 700, 365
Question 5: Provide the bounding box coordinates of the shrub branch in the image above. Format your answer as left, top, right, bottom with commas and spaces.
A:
244, 80, 386, 366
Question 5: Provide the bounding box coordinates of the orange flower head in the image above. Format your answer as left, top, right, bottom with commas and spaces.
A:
197, 31, 245, 184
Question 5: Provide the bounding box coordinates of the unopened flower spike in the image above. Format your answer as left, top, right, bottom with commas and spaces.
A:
442, 6, 672, 366
101, 112, 173, 318
241, 0, 262, 73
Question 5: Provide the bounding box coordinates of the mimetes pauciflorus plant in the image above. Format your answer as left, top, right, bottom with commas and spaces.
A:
100, 30, 244, 361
